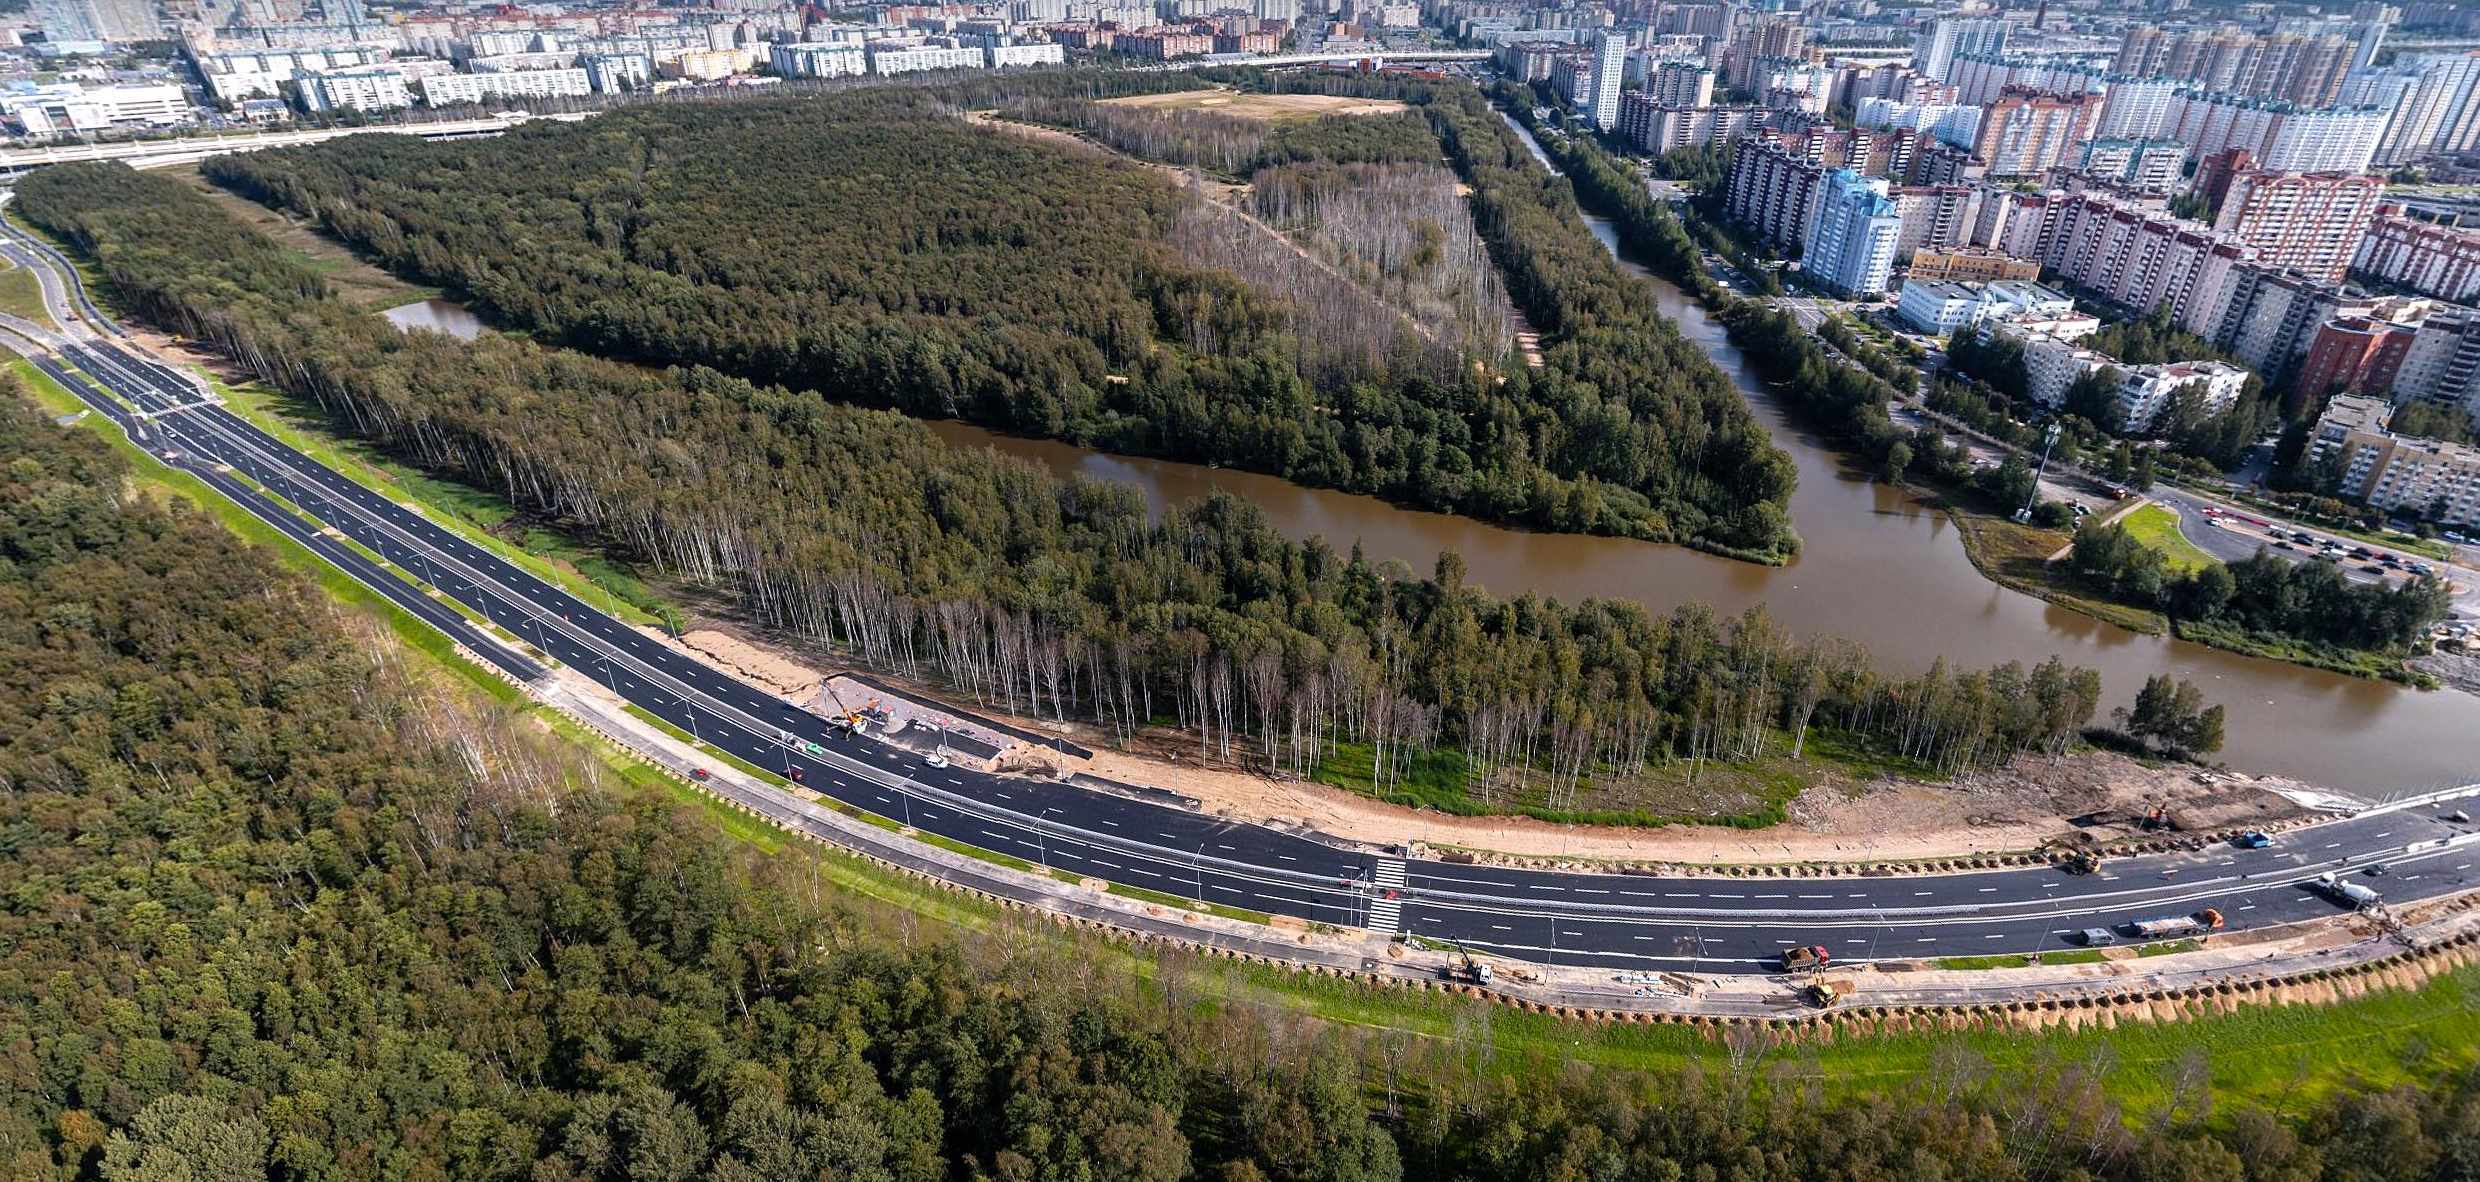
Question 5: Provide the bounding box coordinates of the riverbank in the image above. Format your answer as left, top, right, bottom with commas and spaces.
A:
1500, 92, 2452, 694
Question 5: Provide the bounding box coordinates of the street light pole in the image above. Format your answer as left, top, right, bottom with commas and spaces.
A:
2015, 422, 2062, 524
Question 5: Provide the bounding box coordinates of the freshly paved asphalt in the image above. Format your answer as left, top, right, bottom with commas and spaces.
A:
15, 224, 2480, 973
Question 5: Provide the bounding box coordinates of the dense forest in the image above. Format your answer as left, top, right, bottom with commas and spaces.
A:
201, 78, 1801, 555
23, 159, 2125, 822
11, 378, 2480, 1181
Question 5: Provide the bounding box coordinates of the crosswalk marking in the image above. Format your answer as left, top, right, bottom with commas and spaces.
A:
1365, 857, 1408, 935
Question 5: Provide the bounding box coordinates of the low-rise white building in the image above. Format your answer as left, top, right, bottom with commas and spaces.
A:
416, 68, 590, 106
0, 82, 189, 135
867, 42, 983, 75
294, 66, 412, 112
2114, 360, 2248, 433
985, 41, 1063, 68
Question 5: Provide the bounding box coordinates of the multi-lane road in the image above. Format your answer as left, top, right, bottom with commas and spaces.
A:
11, 213, 2480, 975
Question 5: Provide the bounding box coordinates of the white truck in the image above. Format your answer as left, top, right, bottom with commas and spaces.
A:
2312, 872, 2381, 908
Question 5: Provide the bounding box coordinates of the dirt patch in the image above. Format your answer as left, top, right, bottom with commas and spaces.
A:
1099, 87, 1411, 121
673, 627, 826, 699
167, 165, 442, 311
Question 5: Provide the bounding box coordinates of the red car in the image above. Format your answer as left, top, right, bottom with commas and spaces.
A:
691, 768, 710, 781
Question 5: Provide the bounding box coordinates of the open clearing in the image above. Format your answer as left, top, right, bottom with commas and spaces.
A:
1100, 88, 1410, 120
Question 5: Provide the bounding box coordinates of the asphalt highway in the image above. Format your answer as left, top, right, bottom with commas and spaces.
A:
14, 219, 2480, 974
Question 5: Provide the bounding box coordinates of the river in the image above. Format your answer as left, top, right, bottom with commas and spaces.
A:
922, 117, 2480, 795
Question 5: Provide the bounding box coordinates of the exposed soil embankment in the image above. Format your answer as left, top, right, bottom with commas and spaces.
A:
674, 623, 2318, 867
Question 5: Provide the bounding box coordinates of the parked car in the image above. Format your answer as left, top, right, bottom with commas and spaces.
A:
923, 752, 949, 769
2079, 928, 2119, 947
2381, 554, 2403, 567
2236, 831, 2274, 850
2350, 547, 2374, 559
2273, 541, 2295, 551
691, 768, 710, 781
2292, 531, 2316, 544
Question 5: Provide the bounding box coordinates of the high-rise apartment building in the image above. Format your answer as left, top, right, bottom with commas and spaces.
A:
2393, 306, 2480, 417
2118, 26, 2361, 105
2212, 170, 2385, 283
2161, 91, 2389, 173
1807, 170, 1902, 297
1972, 87, 2100, 178
1724, 139, 1826, 252
2093, 77, 2183, 140
33, 0, 159, 42
1649, 60, 1714, 108
2344, 53, 2480, 165
1585, 30, 1625, 132
2355, 207, 2480, 303
2078, 139, 2189, 193
1912, 17, 2008, 84
2297, 316, 2418, 397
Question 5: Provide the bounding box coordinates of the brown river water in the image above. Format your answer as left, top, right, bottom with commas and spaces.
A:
382, 137, 2479, 793
918, 130, 2479, 794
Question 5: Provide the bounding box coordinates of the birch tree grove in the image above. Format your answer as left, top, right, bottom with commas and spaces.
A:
26, 152, 2124, 826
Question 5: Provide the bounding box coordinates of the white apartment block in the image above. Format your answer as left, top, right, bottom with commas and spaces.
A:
770, 41, 866, 78
2092, 77, 2181, 140
869, 43, 983, 75
1854, 96, 1978, 148
1616, 97, 1762, 154
416, 68, 589, 106
986, 42, 1064, 68
197, 46, 381, 102
294, 65, 411, 111
2162, 91, 2388, 173
2078, 138, 2187, 193
2115, 361, 2249, 433
583, 52, 655, 93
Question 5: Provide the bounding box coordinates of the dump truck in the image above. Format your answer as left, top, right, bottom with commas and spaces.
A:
1804, 978, 1855, 1008
1781, 945, 1831, 972
2124, 908, 2225, 939
2312, 872, 2381, 908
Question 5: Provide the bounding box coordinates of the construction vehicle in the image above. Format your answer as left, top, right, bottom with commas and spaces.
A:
818, 681, 879, 734
2311, 872, 2381, 908
1439, 942, 1494, 986
1781, 945, 1830, 972
1804, 978, 1855, 1008
2124, 908, 2224, 939
2062, 849, 2102, 875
